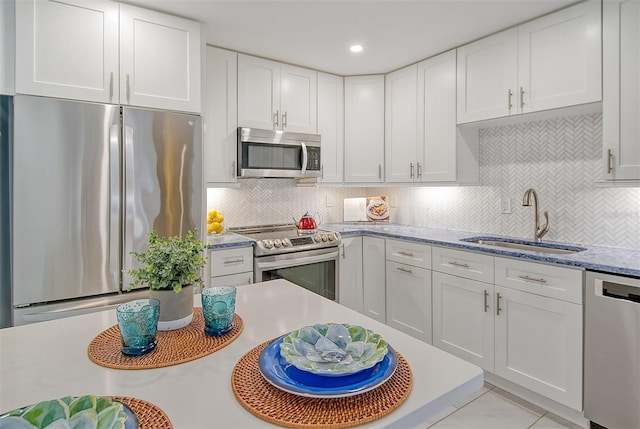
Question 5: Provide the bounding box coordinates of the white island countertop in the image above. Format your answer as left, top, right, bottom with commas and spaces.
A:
0, 280, 483, 428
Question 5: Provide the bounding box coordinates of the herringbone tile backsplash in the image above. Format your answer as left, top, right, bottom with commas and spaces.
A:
208, 113, 640, 249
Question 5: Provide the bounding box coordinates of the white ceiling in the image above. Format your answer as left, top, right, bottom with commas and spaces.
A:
124, 0, 577, 76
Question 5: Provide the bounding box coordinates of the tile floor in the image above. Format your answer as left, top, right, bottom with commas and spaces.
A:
423, 382, 584, 429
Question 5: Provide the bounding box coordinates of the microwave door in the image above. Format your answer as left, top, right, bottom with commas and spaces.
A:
300, 142, 307, 176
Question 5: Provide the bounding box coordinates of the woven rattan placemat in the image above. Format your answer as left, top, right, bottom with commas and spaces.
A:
88, 308, 243, 369
111, 396, 173, 429
231, 341, 413, 429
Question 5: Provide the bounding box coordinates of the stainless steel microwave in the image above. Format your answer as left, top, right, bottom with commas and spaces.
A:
237, 127, 321, 179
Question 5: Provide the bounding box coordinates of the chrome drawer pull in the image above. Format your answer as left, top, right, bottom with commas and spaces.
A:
223, 258, 244, 265
449, 261, 470, 269
398, 251, 414, 257
484, 290, 489, 313
519, 275, 547, 284
496, 292, 502, 316
397, 267, 413, 274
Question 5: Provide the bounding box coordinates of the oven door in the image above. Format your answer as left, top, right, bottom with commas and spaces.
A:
254, 248, 339, 300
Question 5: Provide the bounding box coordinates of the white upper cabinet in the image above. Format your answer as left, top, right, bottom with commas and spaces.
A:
237, 54, 317, 133
457, 28, 518, 124
418, 50, 458, 182
15, 0, 201, 112
603, 0, 640, 181
119, 4, 201, 113
344, 75, 385, 183
517, 1, 601, 113
317, 72, 344, 183
457, 1, 601, 124
204, 46, 237, 184
16, 0, 119, 103
0, 0, 15, 95
385, 64, 418, 183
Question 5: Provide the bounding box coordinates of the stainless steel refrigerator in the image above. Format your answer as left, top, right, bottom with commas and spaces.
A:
11, 95, 202, 325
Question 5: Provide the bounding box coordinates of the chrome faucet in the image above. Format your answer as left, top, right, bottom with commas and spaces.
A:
522, 188, 550, 242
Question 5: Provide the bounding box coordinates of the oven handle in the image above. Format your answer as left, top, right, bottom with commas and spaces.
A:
256, 250, 339, 271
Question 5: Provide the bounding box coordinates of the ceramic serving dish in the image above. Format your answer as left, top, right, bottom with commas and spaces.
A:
279, 323, 388, 376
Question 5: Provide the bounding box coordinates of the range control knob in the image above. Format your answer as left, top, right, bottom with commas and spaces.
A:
282, 238, 291, 247
262, 240, 274, 249
320, 234, 328, 242
273, 239, 282, 248
327, 234, 335, 242
313, 234, 322, 243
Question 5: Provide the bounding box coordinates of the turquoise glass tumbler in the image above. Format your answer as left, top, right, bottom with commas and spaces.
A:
116, 298, 160, 356
201, 286, 236, 336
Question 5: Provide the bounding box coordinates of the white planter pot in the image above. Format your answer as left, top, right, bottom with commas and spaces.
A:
150, 285, 194, 331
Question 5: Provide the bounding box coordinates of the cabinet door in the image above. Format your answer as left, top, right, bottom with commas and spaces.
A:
433, 272, 494, 371
418, 50, 457, 182
119, 4, 201, 113
204, 46, 237, 184
362, 236, 386, 323
386, 261, 432, 343
385, 65, 417, 183
494, 286, 583, 410
344, 75, 385, 183
237, 55, 280, 130
603, 0, 640, 180
338, 236, 363, 312
518, 0, 601, 114
280, 65, 317, 133
0, 0, 15, 95
15, 0, 119, 103
457, 29, 518, 124
317, 72, 344, 183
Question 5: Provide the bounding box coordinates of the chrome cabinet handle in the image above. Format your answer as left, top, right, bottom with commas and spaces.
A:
223, 258, 244, 265
417, 162, 422, 179
340, 243, 346, 259
496, 292, 502, 316
232, 161, 236, 178
126, 74, 130, 103
520, 86, 525, 109
508, 89, 513, 111
449, 261, 470, 269
397, 267, 413, 274
109, 72, 113, 101
273, 110, 279, 127
484, 290, 489, 313
282, 111, 287, 128
607, 149, 613, 174
378, 164, 382, 180
410, 163, 414, 178
398, 251, 414, 257
321, 164, 324, 179
519, 275, 547, 284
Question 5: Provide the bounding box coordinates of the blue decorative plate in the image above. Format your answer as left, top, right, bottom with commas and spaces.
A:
0, 396, 138, 429
258, 336, 398, 398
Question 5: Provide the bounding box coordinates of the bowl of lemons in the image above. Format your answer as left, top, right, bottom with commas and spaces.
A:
207, 209, 224, 235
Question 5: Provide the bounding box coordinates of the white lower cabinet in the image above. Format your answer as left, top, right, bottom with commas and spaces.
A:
432, 247, 584, 411
494, 285, 583, 410
208, 247, 253, 288
386, 261, 432, 343
362, 236, 386, 323
433, 271, 494, 370
338, 236, 363, 313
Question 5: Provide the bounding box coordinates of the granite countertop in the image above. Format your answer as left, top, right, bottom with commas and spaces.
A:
206, 232, 254, 249
322, 223, 640, 278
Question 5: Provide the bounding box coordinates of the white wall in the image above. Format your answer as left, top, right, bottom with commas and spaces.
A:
208, 113, 640, 249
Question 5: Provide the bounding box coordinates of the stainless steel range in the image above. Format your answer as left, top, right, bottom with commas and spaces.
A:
229, 224, 341, 300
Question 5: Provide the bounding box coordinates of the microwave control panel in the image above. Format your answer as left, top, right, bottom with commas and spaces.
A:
306, 146, 320, 171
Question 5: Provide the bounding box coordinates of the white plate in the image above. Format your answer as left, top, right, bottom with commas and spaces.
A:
367, 200, 389, 220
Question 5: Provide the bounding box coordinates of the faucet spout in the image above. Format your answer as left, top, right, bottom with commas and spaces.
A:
522, 188, 550, 242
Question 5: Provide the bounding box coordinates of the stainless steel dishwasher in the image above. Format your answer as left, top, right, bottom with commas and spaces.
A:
584, 271, 640, 429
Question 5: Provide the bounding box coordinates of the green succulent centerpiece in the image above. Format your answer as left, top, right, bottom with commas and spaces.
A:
126, 229, 206, 331
127, 229, 206, 293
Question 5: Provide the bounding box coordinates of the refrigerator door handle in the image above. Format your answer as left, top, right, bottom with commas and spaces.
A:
109, 124, 121, 289
123, 125, 135, 288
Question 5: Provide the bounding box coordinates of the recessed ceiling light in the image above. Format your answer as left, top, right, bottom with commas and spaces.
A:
350, 45, 363, 53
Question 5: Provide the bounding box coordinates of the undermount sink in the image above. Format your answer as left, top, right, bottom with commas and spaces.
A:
461, 237, 586, 255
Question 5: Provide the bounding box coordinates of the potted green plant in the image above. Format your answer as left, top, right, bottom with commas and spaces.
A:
127, 229, 207, 331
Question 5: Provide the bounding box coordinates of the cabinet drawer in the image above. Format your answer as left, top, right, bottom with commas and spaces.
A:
385, 239, 431, 269
209, 247, 253, 277
432, 246, 494, 284
210, 272, 253, 287
494, 257, 583, 304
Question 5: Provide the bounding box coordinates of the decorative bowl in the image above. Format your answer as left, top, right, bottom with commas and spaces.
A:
279, 323, 388, 376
